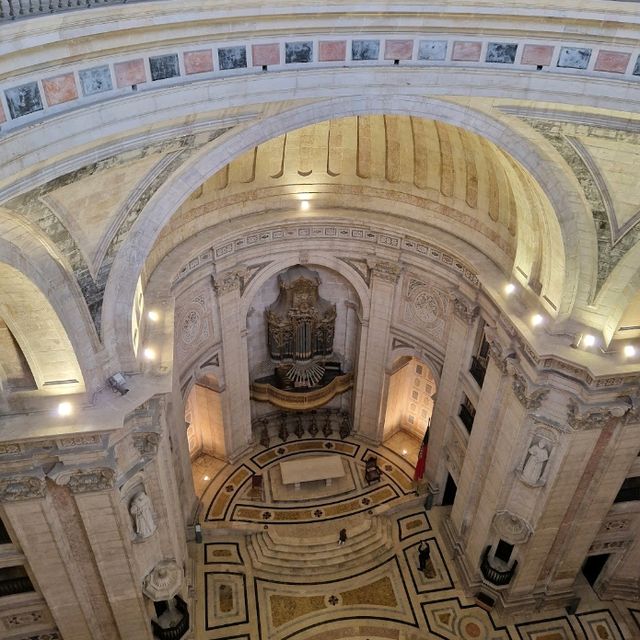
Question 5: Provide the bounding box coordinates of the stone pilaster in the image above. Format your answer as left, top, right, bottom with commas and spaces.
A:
352, 260, 401, 442
425, 293, 479, 496
0, 479, 96, 640
213, 268, 252, 459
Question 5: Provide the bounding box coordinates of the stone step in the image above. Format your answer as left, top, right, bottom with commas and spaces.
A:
247, 516, 395, 577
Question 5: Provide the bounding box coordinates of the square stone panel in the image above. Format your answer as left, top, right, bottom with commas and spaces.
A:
352, 40, 380, 61
521, 45, 554, 66
149, 54, 180, 81
557, 47, 591, 69
384, 40, 413, 60
79, 66, 113, 96
184, 50, 214, 74
418, 40, 447, 61
594, 50, 630, 74
452, 41, 482, 61
42, 73, 78, 106
285, 42, 313, 64
114, 59, 147, 87
5, 82, 43, 119
486, 42, 517, 64
218, 46, 247, 70
252, 43, 280, 66
319, 41, 346, 62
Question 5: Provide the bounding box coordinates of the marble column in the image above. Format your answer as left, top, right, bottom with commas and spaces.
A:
213, 268, 253, 459
352, 260, 401, 443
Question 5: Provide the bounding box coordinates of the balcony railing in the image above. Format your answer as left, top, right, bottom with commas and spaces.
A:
0, 576, 35, 597
151, 597, 189, 640
0, 0, 154, 22
458, 403, 475, 433
469, 356, 487, 388
480, 546, 517, 586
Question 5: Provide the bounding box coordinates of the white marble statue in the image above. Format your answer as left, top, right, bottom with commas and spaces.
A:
130, 490, 156, 538
521, 440, 549, 484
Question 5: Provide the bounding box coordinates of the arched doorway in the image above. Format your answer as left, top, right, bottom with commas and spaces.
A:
184, 373, 225, 460
382, 355, 436, 445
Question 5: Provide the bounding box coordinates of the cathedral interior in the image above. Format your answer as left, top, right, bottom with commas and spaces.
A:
1, 1, 640, 639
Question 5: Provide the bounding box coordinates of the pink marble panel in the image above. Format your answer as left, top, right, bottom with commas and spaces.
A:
319, 41, 347, 62
0, 101, 6, 124
384, 39, 414, 60
594, 50, 630, 73
184, 50, 214, 75
451, 41, 482, 62
114, 59, 147, 88
252, 44, 280, 67
42, 73, 78, 106
521, 45, 554, 66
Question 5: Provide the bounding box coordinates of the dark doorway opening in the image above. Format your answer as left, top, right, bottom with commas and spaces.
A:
581, 553, 610, 587
442, 473, 457, 506
495, 540, 514, 563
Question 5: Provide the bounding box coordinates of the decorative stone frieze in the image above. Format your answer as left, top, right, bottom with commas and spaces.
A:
567, 398, 630, 431
132, 431, 161, 458
589, 539, 631, 554
213, 268, 247, 295
143, 560, 184, 601
0, 475, 46, 501
492, 510, 533, 545
66, 468, 116, 494
4, 610, 44, 627
404, 277, 449, 340
57, 434, 102, 448
369, 259, 401, 284
450, 294, 479, 325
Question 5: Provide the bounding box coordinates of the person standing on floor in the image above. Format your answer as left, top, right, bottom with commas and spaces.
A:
338, 528, 347, 546
418, 540, 430, 571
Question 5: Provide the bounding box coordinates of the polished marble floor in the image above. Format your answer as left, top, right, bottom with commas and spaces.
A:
189, 432, 638, 639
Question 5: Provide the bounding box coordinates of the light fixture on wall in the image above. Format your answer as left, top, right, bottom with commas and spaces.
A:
57, 401, 72, 417
300, 200, 310, 211
624, 345, 637, 358
147, 310, 159, 322
107, 372, 129, 396
531, 313, 544, 327
504, 283, 516, 295
582, 334, 596, 348
143, 347, 156, 361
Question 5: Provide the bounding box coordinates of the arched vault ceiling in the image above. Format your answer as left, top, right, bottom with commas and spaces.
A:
164, 114, 560, 304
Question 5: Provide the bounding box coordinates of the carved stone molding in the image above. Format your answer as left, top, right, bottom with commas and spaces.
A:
4, 609, 44, 627
213, 268, 247, 295
567, 398, 630, 431
450, 294, 479, 325
132, 431, 161, 458
492, 510, 533, 544
369, 259, 402, 284
143, 559, 184, 602
0, 475, 46, 502
66, 468, 116, 494
589, 539, 631, 554
510, 370, 549, 411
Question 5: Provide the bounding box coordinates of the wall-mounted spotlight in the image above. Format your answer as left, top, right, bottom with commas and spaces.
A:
504, 283, 516, 295
107, 372, 129, 396
143, 347, 156, 361
531, 314, 544, 327
624, 345, 637, 358
147, 310, 159, 322
57, 402, 72, 417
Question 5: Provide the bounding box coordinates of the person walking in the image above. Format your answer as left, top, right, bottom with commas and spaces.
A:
338, 528, 347, 546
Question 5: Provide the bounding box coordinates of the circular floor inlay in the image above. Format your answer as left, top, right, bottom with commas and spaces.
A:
465, 621, 481, 637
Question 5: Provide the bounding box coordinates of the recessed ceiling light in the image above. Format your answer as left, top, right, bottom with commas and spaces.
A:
57, 402, 72, 417
504, 283, 516, 295
624, 345, 636, 358
300, 200, 310, 211
531, 314, 543, 327
143, 347, 156, 360
402, 449, 407, 455
203, 475, 210, 481
147, 310, 159, 322
582, 334, 596, 347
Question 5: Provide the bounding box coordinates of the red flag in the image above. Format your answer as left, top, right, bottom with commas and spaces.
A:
413, 425, 430, 482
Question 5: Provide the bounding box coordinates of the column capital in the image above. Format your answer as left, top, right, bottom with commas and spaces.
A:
450, 293, 479, 325
567, 397, 631, 431
212, 267, 247, 295
509, 366, 549, 412
132, 431, 161, 459
368, 259, 402, 284
0, 474, 47, 502
50, 464, 116, 494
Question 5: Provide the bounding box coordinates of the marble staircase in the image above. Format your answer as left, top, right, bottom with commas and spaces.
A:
247, 515, 395, 579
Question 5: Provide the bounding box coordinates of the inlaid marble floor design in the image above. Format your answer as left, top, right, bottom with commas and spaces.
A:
190, 434, 638, 639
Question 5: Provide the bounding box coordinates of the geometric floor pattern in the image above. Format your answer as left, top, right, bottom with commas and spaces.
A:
191, 434, 637, 639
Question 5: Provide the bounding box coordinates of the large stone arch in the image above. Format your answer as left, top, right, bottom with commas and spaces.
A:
101, 93, 588, 368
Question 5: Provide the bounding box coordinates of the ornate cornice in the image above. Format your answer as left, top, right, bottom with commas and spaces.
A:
0, 476, 47, 502
510, 370, 549, 411
567, 398, 630, 431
